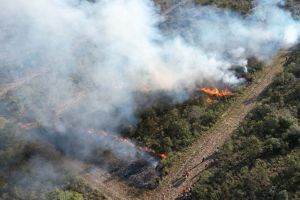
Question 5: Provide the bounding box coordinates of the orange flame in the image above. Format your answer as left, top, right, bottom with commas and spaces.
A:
159, 153, 167, 159
86, 128, 166, 159
207, 98, 214, 103
141, 146, 156, 154
18, 122, 39, 130
197, 87, 233, 97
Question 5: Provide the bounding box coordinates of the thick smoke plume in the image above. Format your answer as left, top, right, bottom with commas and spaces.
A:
0, 0, 299, 161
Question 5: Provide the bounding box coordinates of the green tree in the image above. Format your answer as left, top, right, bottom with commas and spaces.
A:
276, 190, 289, 200
47, 190, 84, 200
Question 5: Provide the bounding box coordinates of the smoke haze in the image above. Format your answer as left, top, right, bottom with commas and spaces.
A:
0, 0, 300, 160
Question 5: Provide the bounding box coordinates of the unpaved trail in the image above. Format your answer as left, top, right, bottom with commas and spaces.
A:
78, 52, 287, 200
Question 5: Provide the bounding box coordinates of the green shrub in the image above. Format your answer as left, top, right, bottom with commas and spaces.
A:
47, 190, 84, 200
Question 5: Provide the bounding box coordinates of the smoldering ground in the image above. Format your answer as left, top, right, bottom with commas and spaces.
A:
0, 0, 300, 197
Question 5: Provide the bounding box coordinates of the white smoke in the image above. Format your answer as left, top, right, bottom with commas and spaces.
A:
0, 0, 299, 158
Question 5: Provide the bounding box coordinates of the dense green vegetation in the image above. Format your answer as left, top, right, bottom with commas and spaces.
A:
126, 94, 234, 154
63, 180, 107, 200
47, 180, 108, 200
190, 51, 300, 199
47, 190, 84, 200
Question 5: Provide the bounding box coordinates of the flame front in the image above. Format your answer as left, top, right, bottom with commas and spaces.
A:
159, 153, 167, 159
87, 128, 166, 160
197, 87, 233, 97
17, 122, 167, 160
18, 122, 39, 130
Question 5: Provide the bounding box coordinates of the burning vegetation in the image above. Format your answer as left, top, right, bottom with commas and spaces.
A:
18, 122, 39, 130
197, 87, 234, 97
206, 97, 214, 103
1, 0, 300, 199
196, 87, 234, 104
86, 128, 167, 160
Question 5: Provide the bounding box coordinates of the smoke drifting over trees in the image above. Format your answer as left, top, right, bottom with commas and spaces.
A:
1, 0, 299, 133
0, 0, 300, 198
